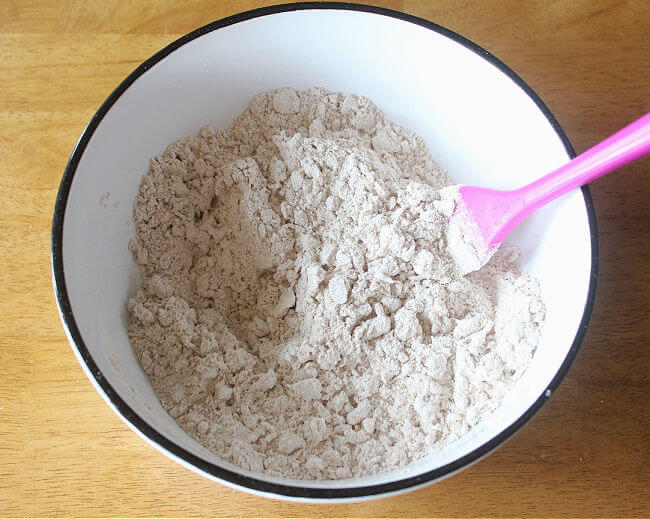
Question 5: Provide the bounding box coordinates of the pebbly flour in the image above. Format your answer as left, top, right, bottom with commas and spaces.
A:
128, 88, 545, 479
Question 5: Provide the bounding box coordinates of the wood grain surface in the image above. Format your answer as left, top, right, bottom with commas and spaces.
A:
1, 1, 648, 516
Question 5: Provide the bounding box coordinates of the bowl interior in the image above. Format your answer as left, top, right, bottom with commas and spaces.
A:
58, 9, 592, 492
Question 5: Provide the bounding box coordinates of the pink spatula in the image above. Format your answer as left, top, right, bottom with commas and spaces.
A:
445, 112, 650, 274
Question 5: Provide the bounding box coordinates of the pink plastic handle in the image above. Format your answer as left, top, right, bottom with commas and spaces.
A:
494, 112, 650, 245
519, 112, 650, 215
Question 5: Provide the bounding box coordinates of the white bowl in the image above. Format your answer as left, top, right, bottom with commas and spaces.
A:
52, 3, 598, 502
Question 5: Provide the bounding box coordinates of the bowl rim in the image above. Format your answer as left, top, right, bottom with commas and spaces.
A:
51, 1, 599, 501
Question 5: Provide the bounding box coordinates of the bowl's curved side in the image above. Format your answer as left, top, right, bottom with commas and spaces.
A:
51, 2, 598, 502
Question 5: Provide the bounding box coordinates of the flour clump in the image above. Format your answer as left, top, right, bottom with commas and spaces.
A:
128, 88, 545, 479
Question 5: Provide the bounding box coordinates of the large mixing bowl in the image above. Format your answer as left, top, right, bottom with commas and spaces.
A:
52, 3, 597, 502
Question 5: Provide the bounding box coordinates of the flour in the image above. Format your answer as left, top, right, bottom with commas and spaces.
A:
128, 88, 545, 480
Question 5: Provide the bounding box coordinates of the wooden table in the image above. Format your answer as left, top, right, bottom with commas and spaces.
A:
1, 1, 648, 516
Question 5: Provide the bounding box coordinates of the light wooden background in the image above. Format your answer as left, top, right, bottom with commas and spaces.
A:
1, 1, 648, 516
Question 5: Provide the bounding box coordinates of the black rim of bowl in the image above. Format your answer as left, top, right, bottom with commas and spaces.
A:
51, 1, 599, 500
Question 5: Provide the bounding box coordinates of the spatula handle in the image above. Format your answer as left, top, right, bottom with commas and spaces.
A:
518, 112, 650, 212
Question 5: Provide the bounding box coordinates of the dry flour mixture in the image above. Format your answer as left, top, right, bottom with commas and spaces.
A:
128, 88, 545, 479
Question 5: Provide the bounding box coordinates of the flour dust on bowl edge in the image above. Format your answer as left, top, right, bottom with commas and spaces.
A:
51, 3, 598, 502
